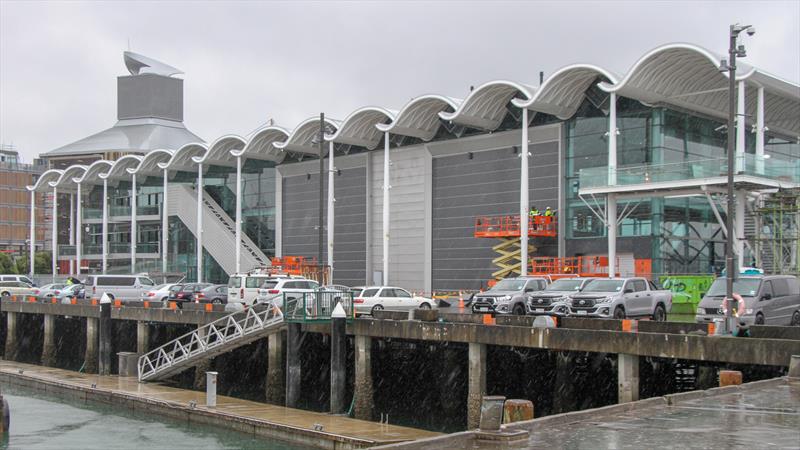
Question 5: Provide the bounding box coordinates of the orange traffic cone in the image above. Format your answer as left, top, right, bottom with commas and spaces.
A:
458, 291, 465, 309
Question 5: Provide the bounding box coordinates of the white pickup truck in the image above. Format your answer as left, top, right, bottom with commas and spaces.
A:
567, 277, 672, 320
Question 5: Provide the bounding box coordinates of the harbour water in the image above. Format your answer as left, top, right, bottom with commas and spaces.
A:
0, 384, 312, 450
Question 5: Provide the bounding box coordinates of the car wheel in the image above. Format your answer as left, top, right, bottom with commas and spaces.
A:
212, 298, 222, 305
755, 313, 765, 325
371, 304, 384, 316
1, 291, 10, 299
613, 306, 626, 319
791, 311, 800, 326
419, 303, 431, 310
161, 297, 167, 302
512, 303, 525, 316
652, 304, 667, 322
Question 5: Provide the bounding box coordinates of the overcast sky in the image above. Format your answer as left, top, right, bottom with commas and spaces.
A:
1, 0, 798, 162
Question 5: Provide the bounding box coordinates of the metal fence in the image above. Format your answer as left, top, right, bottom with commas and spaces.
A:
282, 290, 354, 323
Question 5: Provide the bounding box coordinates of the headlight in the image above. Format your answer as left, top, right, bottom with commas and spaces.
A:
596, 297, 612, 303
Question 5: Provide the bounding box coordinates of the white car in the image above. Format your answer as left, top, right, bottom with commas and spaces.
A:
228, 273, 299, 305
141, 283, 178, 302
354, 286, 435, 316
256, 278, 319, 307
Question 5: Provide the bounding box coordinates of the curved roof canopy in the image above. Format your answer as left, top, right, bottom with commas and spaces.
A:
377, 95, 460, 141
513, 64, 619, 119
49, 165, 88, 192
130, 149, 174, 176
325, 107, 395, 150
73, 160, 114, 185
193, 135, 247, 166
233, 125, 290, 163
99, 155, 142, 181
274, 116, 340, 156
27, 169, 64, 192
440, 80, 534, 131
602, 43, 800, 136
158, 143, 207, 171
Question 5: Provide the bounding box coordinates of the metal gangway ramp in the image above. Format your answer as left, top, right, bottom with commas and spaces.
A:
138, 304, 284, 382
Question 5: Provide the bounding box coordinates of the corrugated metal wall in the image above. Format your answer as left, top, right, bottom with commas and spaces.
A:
369, 146, 428, 290
431, 141, 559, 291
333, 167, 367, 286
281, 172, 327, 263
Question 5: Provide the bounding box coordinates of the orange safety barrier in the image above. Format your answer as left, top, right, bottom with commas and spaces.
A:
91, 298, 98, 306
28, 296, 36, 303
143, 300, 150, 308
204, 303, 213, 312
10, 295, 16, 302
482, 314, 496, 325
529, 255, 620, 277
707, 323, 716, 335
474, 215, 557, 238
70, 298, 77, 305
168, 301, 177, 310
51, 298, 57, 304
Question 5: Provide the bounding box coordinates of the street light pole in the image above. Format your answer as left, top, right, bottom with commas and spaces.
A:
318, 112, 325, 285
723, 23, 754, 333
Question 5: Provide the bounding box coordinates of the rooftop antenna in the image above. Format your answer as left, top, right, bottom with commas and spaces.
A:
539, 71, 544, 85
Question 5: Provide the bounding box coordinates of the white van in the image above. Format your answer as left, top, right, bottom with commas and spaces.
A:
1, 274, 36, 287
83, 274, 156, 303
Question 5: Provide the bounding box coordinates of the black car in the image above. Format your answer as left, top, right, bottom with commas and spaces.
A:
168, 283, 212, 303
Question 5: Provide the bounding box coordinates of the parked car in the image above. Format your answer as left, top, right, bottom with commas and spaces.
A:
256, 278, 319, 306
83, 274, 156, 302
196, 284, 228, 304
34, 283, 66, 299
695, 275, 800, 326
525, 277, 597, 316
168, 283, 212, 303
227, 272, 296, 305
57, 283, 85, 303
568, 277, 672, 320
0, 274, 36, 287
142, 283, 178, 302
471, 276, 549, 315
353, 286, 435, 316
0, 281, 36, 299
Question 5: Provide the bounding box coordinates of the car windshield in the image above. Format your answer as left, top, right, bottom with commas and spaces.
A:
491, 279, 527, 291
351, 288, 364, 297
227, 277, 241, 288
545, 279, 584, 291
361, 288, 379, 297
706, 278, 762, 297
582, 280, 625, 293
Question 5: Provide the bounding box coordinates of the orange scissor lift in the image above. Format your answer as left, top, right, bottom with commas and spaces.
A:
474, 215, 557, 281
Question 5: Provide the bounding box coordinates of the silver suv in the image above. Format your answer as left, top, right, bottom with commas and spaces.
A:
568, 277, 673, 320
525, 277, 597, 316
471, 277, 549, 315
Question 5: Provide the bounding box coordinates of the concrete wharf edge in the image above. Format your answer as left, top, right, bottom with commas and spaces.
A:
0, 361, 439, 450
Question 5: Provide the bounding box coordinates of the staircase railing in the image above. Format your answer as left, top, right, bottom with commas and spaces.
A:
201, 194, 268, 266
138, 304, 283, 381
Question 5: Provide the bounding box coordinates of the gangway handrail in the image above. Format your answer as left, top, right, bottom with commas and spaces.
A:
137, 304, 283, 381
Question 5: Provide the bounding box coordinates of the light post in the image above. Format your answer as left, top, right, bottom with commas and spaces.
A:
720, 23, 755, 333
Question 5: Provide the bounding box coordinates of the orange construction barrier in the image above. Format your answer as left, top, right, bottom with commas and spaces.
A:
458, 291, 465, 309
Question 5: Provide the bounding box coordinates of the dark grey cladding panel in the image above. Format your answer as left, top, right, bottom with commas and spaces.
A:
432, 141, 559, 291
333, 167, 367, 287
566, 236, 653, 259
282, 172, 327, 262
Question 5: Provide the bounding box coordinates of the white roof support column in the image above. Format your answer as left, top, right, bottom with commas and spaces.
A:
520, 108, 529, 276
29, 191, 35, 279
102, 179, 108, 274
736, 80, 746, 172
235, 155, 242, 274
327, 141, 335, 280
608, 92, 618, 185
76, 183, 82, 275
162, 168, 169, 274
755, 86, 765, 174
383, 131, 390, 285
131, 173, 137, 272
69, 193, 75, 275
197, 163, 204, 283
735, 190, 746, 270
51, 186, 58, 281
607, 92, 618, 278
607, 194, 617, 278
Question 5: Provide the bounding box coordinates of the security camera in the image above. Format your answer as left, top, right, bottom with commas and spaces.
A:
746, 27, 756, 36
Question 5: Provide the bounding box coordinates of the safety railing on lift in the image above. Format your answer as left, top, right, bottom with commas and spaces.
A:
137, 304, 283, 381
474, 215, 557, 238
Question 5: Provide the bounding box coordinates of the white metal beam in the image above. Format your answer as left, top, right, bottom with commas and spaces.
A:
520, 108, 529, 276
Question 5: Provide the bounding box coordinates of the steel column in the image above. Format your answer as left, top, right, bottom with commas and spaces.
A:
29, 190, 35, 279
607, 194, 617, 278
755, 86, 765, 174
51, 186, 57, 281
327, 141, 335, 279
197, 163, 203, 283
235, 155, 242, 274
383, 131, 390, 285
69, 193, 74, 274
162, 168, 168, 274
607, 92, 618, 278
102, 179, 108, 274
736, 80, 746, 172
520, 108, 529, 276
76, 183, 82, 275
131, 173, 137, 272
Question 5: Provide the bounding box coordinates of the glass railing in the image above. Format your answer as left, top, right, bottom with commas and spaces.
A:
137, 205, 160, 216
110, 206, 131, 217
83, 244, 102, 255
579, 154, 800, 190
58, 245, 76, 256
137, 242, 159, 253
82, 208, 102, 220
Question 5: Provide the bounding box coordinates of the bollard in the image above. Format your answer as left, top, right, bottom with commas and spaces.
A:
719, 370, 743, 387
503, 399, 534, 423
206, 371, 218, 407
98, 293, 112, 376
787, 355, 800, 379
330, 303, 347, 414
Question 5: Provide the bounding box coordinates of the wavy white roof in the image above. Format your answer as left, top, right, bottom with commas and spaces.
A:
100, 155, 142, 181
27, 169, 64, 192
43, 42, 798, 187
